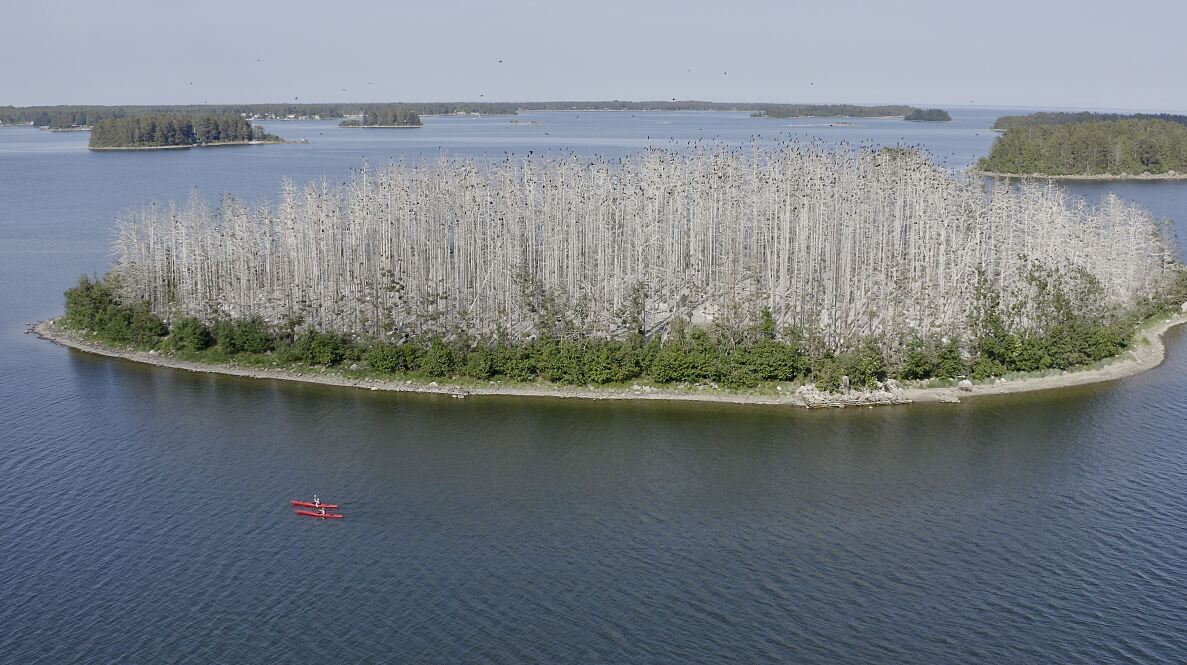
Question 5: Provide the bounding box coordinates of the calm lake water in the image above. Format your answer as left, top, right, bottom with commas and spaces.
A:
2, 109, 1186, 664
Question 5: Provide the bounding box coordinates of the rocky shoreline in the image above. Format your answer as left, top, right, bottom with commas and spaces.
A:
32, 311, 1187, 408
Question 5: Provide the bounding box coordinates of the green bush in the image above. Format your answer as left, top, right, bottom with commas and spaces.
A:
62, 275, 166, 348
213, 316, 274, 354
364, 343, 406, 373
462, 344, 496, 379
419, 338, 454, 376
281, 330, 352, 366
171, 317, 213, 350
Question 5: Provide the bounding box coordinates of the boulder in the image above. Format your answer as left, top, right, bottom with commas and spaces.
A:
957, 379, 974, 392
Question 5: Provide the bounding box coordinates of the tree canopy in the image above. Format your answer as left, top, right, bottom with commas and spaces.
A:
977, 118, 1187, 175
904, 108, 951, 122
338, 108, 422, 127
751, 104, 920, 118
992, 111, 1187, 130
89, 114, 279, 148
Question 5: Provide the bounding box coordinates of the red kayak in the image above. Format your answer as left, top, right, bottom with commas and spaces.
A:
291, 500, 340, 509
295, 509, 344, 519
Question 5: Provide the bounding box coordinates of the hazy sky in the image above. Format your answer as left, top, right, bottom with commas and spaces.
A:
4, 0, 1185, 112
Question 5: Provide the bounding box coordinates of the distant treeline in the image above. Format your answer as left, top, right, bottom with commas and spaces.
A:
2, 101, 946, 128
751, 104, 918, 118
992, 111, 1187, 130
977, 118, 1187, 175
89, 114, 280, 149
339, 109, 422, 127
905, 108, 951, 122
0, 103, 470, 128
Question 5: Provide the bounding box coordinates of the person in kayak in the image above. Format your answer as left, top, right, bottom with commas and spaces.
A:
313, 494, 320, 508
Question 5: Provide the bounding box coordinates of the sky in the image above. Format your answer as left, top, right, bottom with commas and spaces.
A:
3, 0, 1186, 112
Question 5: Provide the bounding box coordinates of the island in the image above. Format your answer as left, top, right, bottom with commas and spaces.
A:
904, 108, 951, 122
338, 109, 421, 127
976, 117, 1187, 178
88, 113, 283, 150
47, 145, 1187, 406
991, 111, 1187, 130
750, 104, 920, 119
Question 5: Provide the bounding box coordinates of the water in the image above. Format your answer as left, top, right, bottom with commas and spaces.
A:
2, 110, 1186, 664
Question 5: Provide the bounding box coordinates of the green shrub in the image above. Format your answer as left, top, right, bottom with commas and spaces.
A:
172, 317, 213, 350
419, 338, 454, 376
213, 316, 274, 354
462, 345, 496, 379
364, 343, 406, 373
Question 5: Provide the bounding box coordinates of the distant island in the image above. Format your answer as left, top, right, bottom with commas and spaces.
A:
991, 111, 1187, 130
88, 113, 283, 150
904, 108, 951, 122
750, 104, 920, 118
976, 117, 1187, 177
339, 109, 421, 127
2, 101, 951, 129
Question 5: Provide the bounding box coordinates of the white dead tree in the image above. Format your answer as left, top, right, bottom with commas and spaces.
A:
111, 142, 1180, 351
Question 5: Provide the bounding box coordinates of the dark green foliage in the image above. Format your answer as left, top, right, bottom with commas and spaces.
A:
213, 316, 274, 354
64, 274, 117, 331
62, 275, 166, 348
418, 338, 454, 377
89, 113, 278, 148
60, 267, 1186, 393
904, 108, 951, 122
963, 266, 1137, 378
171, 317, 213, 351
462, 344, 497, 380
339, 108, 421, 127
280, 330, 354, 366
991, 111, 1187, 130
899, 336, 965, 381
815, 341, 886, 391
364, 343, 411, 373
751, 104, 919, 118
977, 118, 1187, 175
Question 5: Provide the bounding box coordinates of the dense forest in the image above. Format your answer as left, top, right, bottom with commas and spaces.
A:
339, 109, 422, 127
751, 104, 918, 118
992, 111, 1187, 130
75, 144, 1183, 391
905, 108, 951, 122
88, 114, 280, 148
977, 118, 1187, 175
